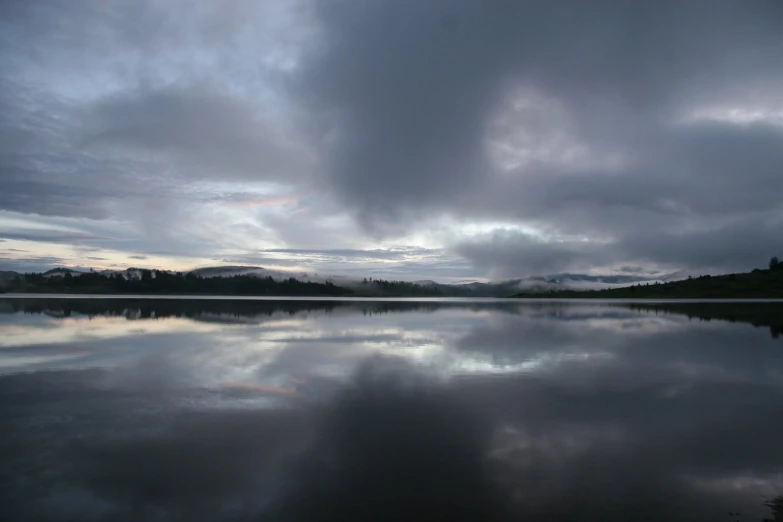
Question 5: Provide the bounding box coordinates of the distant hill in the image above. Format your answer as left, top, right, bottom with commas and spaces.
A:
0, 263, 682, 297
515, 267, 783, 299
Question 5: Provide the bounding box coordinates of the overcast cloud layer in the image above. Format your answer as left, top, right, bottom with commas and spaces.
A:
1, 0, 782, 279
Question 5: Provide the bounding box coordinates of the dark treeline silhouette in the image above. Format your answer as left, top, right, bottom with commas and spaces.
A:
764, 495, 783, 521
359, 277, 443, 296
7, 270, 446, 297
9, 270, 353, 296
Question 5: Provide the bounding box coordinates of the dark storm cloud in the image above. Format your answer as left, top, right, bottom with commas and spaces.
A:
299, 0, 783, 270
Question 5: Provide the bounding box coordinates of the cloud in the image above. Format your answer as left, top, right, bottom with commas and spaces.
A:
230, 197, 298, 209
263, 247, 440, 262
82, 85, 312, 182
457, 212, 783, 277
455, 230, 613, 278
294, 0, 783, 269
1, 0, 782, 276
0, 256, 68, 272
0, 228, 113, 244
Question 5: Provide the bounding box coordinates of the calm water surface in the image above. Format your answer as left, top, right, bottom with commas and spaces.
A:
1, 298, 782, 521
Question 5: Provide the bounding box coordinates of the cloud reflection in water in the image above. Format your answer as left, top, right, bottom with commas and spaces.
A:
0, 299, 782, 521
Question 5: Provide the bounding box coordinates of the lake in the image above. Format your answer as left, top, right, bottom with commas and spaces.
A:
1, 297, 782, 521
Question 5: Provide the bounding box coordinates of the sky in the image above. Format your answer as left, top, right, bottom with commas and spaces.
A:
1, 0, 782, 281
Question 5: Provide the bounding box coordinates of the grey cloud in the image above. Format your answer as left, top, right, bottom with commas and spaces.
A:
472, 121, 783, 230
0, 1, 311, 263
297, 0, 783, 271
0, 186, 104, 219
0, 87, 111, 219
263, 247, 442, 262
0, 1, 287, 74
128, 255, 148, 260
0, 228, 113, 244
217, 255, 299, 269
297, 0, 780, 214
0, 256, 67, 272
0, 80, 181, 221
83, 85, 311, 182
456, 213, 783, 278
620, 215, 783, 272
2, 0, 782, 276
454, 231, 615, 278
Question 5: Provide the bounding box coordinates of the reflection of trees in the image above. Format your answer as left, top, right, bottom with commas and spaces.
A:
628, 303, 783, 340
0, 298, 341, 320
0, 298, 524, 321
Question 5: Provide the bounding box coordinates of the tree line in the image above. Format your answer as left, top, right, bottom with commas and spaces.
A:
360, 277, 442, 297
8, 270, 445, 297
10, 270, 354, 296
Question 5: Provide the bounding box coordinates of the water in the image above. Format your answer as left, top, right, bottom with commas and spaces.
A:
1, 297, 782, 521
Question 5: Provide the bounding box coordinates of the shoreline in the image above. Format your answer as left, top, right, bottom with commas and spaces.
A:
2, 293, 783, 303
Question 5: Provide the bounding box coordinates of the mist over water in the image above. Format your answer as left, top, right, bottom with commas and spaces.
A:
1, 298, 782, 521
